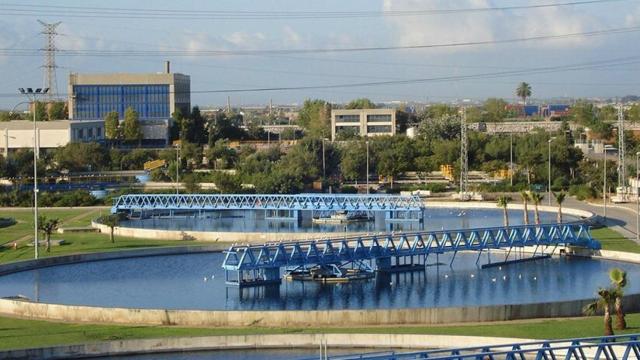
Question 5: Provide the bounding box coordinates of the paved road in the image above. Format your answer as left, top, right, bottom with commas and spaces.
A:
563, 197, 640, 243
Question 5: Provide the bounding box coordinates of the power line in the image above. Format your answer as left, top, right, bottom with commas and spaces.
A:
1, 26, 638, 57
0, 0, 628, 20
0, 55, 637, 98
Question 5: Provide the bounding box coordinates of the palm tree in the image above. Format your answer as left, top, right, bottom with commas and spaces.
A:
609, 268, 628, 330
520, 191, 530, 225
553, 192, 566, 223
516, 82, 532, 106
496, 196, 511, 227
101, 214, 120, 243
530, 192, 544, 225
38, 216, 60, 253
584, 287, 617, 336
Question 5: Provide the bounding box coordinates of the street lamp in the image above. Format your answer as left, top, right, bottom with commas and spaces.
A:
18, 87, 49, 260
548, 137, 556, 206
174, 141, 181, 195
366, 140, 370, 195
636, 151, 640, 242
509, 133, 513, 187
603, 145, 616, 222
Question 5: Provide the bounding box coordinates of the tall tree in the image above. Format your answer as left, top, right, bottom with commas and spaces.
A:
520, 191, 530, 225
553, 191, 566, 223
584, 288, 617, 336
123, 107, 142, 143
297, 99, 331, 137
516, 82, 532, 105
345, 98, 376, 109
609, 268, 628, 330
104, 111, 120, 142
530, 192, 544, 224
340, 140, 367, 183
496, 196, 511, 227
101, 214, 120, 243
38, 216, 60, 252
47, 101, 67, 120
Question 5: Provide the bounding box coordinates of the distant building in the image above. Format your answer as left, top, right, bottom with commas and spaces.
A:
331, 109, 396, 141
1, 120, 104, 157
67, 61, 190, 146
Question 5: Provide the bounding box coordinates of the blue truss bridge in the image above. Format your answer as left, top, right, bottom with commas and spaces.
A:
222, 222, 599, 286
299, 334, 640, 360
111, 193, 424, 221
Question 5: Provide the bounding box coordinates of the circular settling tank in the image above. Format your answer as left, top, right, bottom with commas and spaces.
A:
0, 251, 636, 311
118, 207, 579, 234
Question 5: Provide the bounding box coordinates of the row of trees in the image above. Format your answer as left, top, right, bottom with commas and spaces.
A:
104, 107, 142, 144
496, 191, 566, 228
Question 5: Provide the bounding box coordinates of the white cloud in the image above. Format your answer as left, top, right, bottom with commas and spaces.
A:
282, 26, 302, 46
626, 5, 640, 26
383, 0, 596, 52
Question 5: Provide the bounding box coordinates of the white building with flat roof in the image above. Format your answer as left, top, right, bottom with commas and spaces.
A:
331, 109, 396, 141
0, 120, 104, 157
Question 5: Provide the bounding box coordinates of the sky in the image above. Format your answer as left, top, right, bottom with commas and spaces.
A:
0, 0, 639, 109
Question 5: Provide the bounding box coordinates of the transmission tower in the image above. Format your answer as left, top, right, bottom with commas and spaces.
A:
38, 20, 61, 101
617, 104, 626, 190
460, 107, 469, 195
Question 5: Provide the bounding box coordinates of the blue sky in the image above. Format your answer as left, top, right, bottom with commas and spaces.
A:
0, 0, 639, 109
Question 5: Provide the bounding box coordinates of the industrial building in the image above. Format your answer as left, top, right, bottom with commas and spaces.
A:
0, 120, 104, 157
331, 109, 396, 141
67, 62, 190, 146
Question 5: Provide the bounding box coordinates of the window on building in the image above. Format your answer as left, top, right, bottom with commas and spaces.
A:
336, 114, 360, 123
88, 128, 94, 139
73, 84, 170, 120
96, 127, 102, 138
366, 114, 392, 122
366, 125, 392, 134
78, 128, 84, 139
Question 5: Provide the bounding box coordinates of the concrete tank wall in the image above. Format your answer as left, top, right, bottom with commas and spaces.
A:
0, 247, 635, 328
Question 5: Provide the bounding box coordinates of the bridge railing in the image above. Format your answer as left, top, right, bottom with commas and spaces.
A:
298, 334, 640, 360
111, 193, 424, 214
222, 222, 599, 271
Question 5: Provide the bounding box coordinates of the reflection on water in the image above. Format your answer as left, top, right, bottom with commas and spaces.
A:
120, 208, 574, 234
0, 252, 635, 311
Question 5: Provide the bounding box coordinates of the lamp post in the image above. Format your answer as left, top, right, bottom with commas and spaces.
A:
174, 141, 181, 195
366, 140, 370, 195
18, 87, 49, 260
636, 151, 640, 242
509, 132, 513, 187
547, 138, 555, 206
603, 145, 616, 222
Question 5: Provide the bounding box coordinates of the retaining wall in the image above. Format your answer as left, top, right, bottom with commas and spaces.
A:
0, 334, 535, 360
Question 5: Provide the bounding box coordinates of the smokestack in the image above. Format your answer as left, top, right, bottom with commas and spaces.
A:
164, 61, 170, 74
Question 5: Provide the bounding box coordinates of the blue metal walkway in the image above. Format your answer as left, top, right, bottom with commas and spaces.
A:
111, 193, 424, 216
222, 222, 599, 285
300, 334, 640, 360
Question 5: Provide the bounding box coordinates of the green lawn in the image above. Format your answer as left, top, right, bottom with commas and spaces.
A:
0, 208, 227, 264
0, 313, 639, 350
591, 227, 640, 253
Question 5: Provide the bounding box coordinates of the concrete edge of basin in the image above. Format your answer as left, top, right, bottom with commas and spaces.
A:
0, 247, 636, 328
91, 203, 596, 242
0, 333, 539, 360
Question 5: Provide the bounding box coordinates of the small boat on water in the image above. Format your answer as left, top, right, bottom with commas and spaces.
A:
312, 210, 372, 224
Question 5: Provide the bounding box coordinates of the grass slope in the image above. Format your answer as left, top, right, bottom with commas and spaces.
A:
0, 314, 639, 350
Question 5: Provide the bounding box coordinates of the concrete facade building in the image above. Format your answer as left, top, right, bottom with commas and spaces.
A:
67, 63, 190, 146
331, 109, 396, 141
0, 120, 104, 157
